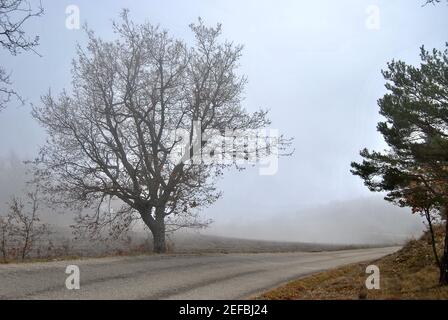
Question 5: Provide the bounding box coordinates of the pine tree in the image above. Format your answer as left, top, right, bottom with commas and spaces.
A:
351, 44, 448, 285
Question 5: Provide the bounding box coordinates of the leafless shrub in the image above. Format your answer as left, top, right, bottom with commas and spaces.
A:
0, 188, 51, 261
0, 213, 12, 262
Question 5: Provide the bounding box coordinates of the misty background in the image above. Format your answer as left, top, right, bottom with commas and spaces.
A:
1, 0, 447, 244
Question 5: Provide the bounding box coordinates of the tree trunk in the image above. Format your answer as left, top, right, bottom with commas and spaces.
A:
153, 207, 167, 254
21, 234, 29, 261
152, 222, 166, 254
440, 220, 448, 286
139, 206, 167, 254
1, 238, 6, 263
424, 208, 440, 267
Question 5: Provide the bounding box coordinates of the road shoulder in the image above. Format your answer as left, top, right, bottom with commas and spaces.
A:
256, 229, 448, 300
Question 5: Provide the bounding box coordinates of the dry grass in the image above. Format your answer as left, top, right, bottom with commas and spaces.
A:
258, 225, 448, 300
0, 238, 156, 264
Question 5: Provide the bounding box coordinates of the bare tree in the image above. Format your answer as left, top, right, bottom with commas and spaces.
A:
0, 213, 12, 261
32, 11, 290, 253
7, 189, 49, 260
0, 0, 43, 111
424, 0, 447, 4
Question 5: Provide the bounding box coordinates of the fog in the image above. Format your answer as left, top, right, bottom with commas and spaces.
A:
1, 0, 446, 244
204, 196, 424, 244
0, 154, 424, 245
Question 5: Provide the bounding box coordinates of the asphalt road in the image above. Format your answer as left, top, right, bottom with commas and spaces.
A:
0, 247, 399, 299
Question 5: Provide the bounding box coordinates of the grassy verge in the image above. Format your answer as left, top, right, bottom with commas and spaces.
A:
257, 225, 448, 300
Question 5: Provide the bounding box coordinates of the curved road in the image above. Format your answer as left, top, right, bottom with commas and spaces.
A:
0, 247, 399, 299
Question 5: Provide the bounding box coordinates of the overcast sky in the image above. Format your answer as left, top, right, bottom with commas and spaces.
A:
0, 0, 447, 243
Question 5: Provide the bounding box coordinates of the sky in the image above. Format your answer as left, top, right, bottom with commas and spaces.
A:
0, 0, 447, 243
